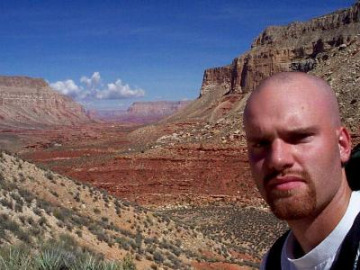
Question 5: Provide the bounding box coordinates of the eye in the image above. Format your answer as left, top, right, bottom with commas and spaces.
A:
288, 132, 314, 144
251, 139, 270, 149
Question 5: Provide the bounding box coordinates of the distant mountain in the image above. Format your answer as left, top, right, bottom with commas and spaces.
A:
91, 100, 192, 124
0, 76, 91, 128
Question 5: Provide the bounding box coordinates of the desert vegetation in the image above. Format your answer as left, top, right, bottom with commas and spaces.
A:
164, 206, 288, 260
0, 151, 262, 269
0, 235, 135, 270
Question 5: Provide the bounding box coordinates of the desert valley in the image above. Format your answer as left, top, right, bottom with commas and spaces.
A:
0, 2, 360, 269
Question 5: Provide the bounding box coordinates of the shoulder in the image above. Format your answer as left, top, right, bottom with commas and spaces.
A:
259, 252, 269, 270
262, 230, 290, 270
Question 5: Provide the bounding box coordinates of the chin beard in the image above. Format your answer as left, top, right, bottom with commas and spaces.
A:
262, 170, 317, 220
267, 184, 317, 220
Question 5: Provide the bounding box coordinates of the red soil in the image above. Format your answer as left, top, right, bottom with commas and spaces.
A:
192, 261, 253, 270
6, 123, 260, 208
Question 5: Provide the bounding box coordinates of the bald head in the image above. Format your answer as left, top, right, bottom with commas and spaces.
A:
242, 71, 352, 225
244, 72, 341, 128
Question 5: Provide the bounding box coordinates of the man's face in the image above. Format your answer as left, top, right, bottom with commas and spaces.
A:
244, 79, 348, 220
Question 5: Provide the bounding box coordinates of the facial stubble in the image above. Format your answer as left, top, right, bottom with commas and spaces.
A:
264, 171, 317, 220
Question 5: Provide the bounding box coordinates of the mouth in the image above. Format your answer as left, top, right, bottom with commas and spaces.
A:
267, 176, 306, 191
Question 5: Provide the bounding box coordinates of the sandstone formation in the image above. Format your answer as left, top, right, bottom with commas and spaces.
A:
0, 76, 91, 128
168, 1, 360, 132
128, 100, 191, 116
93, 100, 192, 124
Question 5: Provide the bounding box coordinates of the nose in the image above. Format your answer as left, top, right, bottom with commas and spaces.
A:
266, 139, 294, 171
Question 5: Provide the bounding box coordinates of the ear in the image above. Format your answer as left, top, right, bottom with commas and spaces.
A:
338, 127, 352, 164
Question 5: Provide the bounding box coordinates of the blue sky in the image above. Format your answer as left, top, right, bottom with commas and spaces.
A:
0, 0, 355, 110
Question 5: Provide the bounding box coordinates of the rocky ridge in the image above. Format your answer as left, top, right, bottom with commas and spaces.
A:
91, 100, 192, 124
0, 76, 91, 128
144, 1, 360, 148
202, 2, 360, 95
128, 101, 192, 116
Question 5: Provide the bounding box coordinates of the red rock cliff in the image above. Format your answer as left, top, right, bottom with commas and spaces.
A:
201, 2, 360, 95
167, 2, 360, 127
0, 76, 91, 128
127, 101, 192, 116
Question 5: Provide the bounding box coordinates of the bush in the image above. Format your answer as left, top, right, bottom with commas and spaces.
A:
38, 217, 47, 226
0, 198, 13, 209
0, 245, 32, 269
33, 207, 43, 216
75, 230, 82, 238
153, 251, 164, 263
44, 171, 54, 181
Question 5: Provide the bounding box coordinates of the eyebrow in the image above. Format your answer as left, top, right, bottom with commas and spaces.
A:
246, 126, 319, 141
285, 126, 319, 134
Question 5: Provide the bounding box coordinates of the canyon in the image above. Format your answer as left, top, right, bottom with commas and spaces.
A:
0, 2, 360, 268
2, 1, 360, 208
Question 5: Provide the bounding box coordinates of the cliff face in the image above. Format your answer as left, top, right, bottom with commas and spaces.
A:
127, 101, 191, 116
169, 2, 360, 132
0, 76, 91, 128
91, 100, 192, 124
202, 2, 359, 94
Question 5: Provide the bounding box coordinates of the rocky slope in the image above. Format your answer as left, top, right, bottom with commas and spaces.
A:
0, 76, 91, 128
166, 1, 360, 133
0, 151, 263, 269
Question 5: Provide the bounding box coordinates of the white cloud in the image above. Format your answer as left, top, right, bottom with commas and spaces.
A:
50, 72, 145, 101
50, 79, 83, 99
97, 79, 145, 99
80, 72, 101, 90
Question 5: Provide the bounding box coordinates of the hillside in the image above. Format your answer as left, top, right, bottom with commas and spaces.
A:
0, 76, 91, 128
0, 151, 286, 269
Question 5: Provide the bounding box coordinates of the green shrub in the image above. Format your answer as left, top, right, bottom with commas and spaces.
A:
38, 217, 48, 227
153, 251, 164, 263
0, 245, 32, 270
74, 229, 83, 238
0, 237, 137, 269
0, 198, 13, 209
44, 171, 54, 181
36, 249, 65, 270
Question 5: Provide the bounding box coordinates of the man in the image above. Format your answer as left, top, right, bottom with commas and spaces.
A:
243, 72, 359, 269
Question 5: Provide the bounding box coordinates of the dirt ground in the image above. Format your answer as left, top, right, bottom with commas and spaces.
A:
3, 123, 261, 209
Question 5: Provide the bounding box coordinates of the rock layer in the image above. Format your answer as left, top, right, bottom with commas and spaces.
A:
169, 1, 360, 132
0, 76, 91, 128
93, 100, 192, 124
203, 2, 360, 95
128, 100, 191, 116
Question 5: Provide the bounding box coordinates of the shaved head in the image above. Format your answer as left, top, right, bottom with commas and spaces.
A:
243, 71, 351, 222
244, 72, 341, 128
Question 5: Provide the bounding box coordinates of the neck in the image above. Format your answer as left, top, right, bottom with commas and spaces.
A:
288, 173, 352, 254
